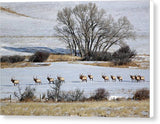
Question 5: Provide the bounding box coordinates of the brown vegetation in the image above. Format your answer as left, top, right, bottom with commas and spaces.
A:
47, 53, 82, 62
1, 62, 39, 68
0, 100, 149, 117
1, 54, 149, 69
29, 51, 50, 62
89, 88, 109, 101
82, 60, 149, 69
0, 54, 81, 68
133, 89, 149, 100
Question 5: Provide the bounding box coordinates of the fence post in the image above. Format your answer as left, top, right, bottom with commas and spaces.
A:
40, 94, 41, 102
10, 95, 11, 103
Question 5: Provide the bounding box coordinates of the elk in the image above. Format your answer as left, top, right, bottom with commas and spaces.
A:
102, 75, 109, 82
47, 75, 54, 84
88, 74, 93, 81
33, 76, 41, 85
111, 75, 116, 81
130, 75, 136, 81
79, 74, 87, 82
140, 76, 145, 81
135, 75, 141, 82
117, 76, 123, 82
57, 76, 65, 83
11, 77, 19, 86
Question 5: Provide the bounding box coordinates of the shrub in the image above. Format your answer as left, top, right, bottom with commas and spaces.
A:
1, 55, 25, 63
29, 51, 50, 62
42, 93, 46, 99
47, 80, 62, 102
47, 90, 56, 101
14, 86, 36, 102
9, 55, 25, 63
88, 52, 112, 61
90, 88, 109, 101
133, 88, 149, 100
82, 45, 136, 63
112, 45, 136, 65
61, 89, 85, 102
0, 56, 10, 62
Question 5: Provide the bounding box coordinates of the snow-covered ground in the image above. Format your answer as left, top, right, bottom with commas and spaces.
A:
0, 62, 150, 100
0, 1, 149, 36
0, 35, 150, 56
0, 1, 150, 100
0, 1, 150, 56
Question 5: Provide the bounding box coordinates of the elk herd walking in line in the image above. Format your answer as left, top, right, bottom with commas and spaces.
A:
79, 74, 145, 82
10, 74, 145, 86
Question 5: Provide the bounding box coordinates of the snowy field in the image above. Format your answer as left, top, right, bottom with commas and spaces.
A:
0, 62, 150, 100
0, 1, 149, 36
0, 36, 150, 56
0, 1, 150, 100
0, 1, 150, 56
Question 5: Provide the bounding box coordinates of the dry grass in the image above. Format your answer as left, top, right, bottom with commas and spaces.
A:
1, 62, 51, 69
83, 61, 140, 68
80, 54, 149, 69
1, 54, 149, 69
47, 54, 82, 62
82, 60, 149, 69
0, 100, 149, 117
0, 54, 80, 68
0, 62, 40, 69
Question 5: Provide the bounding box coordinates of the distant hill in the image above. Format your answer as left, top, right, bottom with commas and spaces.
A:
0, 1, 149, 36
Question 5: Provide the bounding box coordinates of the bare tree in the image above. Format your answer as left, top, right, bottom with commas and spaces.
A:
55, 3, 135, 60
48, 80, 62, 102
14, 86, 36, 102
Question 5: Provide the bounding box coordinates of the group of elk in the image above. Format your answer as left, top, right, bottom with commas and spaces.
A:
34, 75, 65, 84
47, 75, 65, 83
102, 75, 122, 82
11, 75, 65, 86
80, 74, 145, 82
79, 74, 122, 82
11, 74, 145, 86
130, 75, 145, 82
